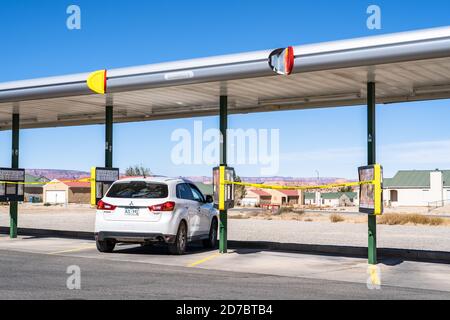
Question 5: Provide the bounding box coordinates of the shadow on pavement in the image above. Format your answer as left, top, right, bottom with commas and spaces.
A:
0, 226, 94, 241
113, 242, 216, 256
228, 240, 450, 265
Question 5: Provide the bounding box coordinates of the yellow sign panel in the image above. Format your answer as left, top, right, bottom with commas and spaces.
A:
219, 166, 225, 210
373, 164, 383, 215
90, 167, 96, 206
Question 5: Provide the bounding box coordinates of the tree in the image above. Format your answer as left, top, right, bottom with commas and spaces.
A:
234, 175, 247, 201
338, 186, 353, 193
125, 165, 152, 177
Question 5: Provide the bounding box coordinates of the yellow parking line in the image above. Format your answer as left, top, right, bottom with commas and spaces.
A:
49, 244, 96, 255
188, 253, 221, 267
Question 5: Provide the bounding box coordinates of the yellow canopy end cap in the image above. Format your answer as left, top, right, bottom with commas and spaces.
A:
87, 70, 107, 94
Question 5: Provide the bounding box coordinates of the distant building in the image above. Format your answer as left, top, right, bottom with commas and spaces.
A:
24, 174, 47, 202
43, 179, 91, 204
304, 192, 316, 205
266, 189, 301, 205
303, 192, 358, 207
320, 192, 358, 207
384, 170, 450, 207
241, 189, 272, 207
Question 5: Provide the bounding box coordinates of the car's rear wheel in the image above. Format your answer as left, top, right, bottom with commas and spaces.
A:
203, 218, 218, 249
168, 222, 187, 255
96, 239, 116, 253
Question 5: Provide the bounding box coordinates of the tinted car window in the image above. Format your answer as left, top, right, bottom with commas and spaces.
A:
176, 183, 194, 200
189, 184, 205, 202
107, 182, 168, 199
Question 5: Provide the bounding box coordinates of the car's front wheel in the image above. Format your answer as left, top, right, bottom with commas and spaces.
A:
96, 239, 116, 253
203, 218, 218, 249
168, 222, 187, 255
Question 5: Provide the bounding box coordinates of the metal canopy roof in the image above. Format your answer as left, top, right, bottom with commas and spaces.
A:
0, 26, 450, 130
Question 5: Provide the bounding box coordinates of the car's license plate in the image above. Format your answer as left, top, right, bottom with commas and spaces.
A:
125, 208, 140, 216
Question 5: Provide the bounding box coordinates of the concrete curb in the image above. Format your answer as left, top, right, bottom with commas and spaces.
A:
1, 227, 449, 264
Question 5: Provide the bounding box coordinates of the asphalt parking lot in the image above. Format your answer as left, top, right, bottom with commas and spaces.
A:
1, 235, 450, 300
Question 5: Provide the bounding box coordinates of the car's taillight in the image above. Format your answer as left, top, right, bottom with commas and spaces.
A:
97, 200, 116, 211
149, 201, 175, 212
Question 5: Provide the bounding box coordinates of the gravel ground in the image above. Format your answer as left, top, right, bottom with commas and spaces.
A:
227, 219, 450, 251
1, 204, 450, 252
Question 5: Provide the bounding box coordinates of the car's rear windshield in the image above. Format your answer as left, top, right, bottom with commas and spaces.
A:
106, 182, 168, 199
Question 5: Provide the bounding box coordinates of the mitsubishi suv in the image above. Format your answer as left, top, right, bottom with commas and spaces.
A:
95, 177, 218, 255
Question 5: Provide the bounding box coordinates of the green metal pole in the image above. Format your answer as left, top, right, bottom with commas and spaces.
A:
10, 113, 19, 238
367, 82, 377, 265
219, 95, 228, 253
105, 105, 113, 168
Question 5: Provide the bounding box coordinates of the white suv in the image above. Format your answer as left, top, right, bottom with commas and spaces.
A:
95, 177, 218, 255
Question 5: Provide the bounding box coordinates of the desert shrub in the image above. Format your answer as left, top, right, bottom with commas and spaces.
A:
378, 214, 444, 226
229, 214, 250, 220
330, 213, 345, 223
275, 206, 293, 215
292, 209, 305, 215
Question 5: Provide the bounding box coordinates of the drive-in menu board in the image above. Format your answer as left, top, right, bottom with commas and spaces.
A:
0, 168, 25, 202
358, 164, 383, 215
96, 168, 119, 183
91, 167, 120, 205
212, 166, 235, 210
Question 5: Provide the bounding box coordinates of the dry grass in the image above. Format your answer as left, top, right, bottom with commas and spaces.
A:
274, 206, 304, 215
275, 206, 293, 215
280, 212, 304, 221
330, 213, 345, 223
378, 214, 444, 226
256, 206, 306, 219
229, 214, 250, 220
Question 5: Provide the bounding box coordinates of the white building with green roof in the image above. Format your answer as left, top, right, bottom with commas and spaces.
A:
303, 192, 358, 207
383, 169, 450, 207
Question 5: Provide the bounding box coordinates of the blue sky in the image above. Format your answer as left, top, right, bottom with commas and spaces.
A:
0, 0, 449, 179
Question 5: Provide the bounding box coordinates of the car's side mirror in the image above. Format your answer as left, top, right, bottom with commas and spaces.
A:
205, 195, 214, 203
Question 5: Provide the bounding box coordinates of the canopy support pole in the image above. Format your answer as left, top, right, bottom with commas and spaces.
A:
105, 105, 113, 168
367, 82, 377, 265
219, 95, 228, 253
10, 113, 20, 238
